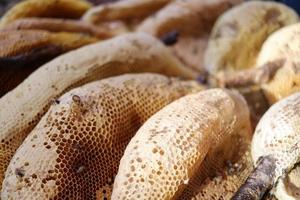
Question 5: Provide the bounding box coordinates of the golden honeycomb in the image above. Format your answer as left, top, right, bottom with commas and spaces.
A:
1, 73, 202, 199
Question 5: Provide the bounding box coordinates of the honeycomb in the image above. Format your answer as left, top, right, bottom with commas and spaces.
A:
251, 92, 300, 200
137, 0, 241, 37
0, 30, 50, 57
1, 18, 112, 39
275, 162, 300, 200
193, 147, 276, 200
81, 0, 172, 37
256, 23, 300, 104
1, 73, 203, 199
137, 0, 242, 72
0, 30, 98, 96
0, 30, 98, 58
0, 32, 196, 189
0, 0, 92, 28
204, 1, 299, 74
112, 89, 251, 199
82, 0, 171, 24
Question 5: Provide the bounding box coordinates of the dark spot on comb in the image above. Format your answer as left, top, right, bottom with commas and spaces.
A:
75, 165, 85, 174
196, 74, 208, 84
72, 143, 81, 150
265, 8, 281, 23
15, 168, 25, 177
213, 22, 238, 39
291, 62, 300, 74
52, 98, 60, 105
160, 30, 179, 46
51, 85, 58, 90
72, 95, 81, 103
107, 177, 114, 185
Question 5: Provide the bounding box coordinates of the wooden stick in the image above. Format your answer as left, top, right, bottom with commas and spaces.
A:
217, 59, 285, 87
231, 155, 276, 200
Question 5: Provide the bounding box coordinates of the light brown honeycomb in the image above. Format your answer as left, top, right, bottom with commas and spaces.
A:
257, 23, 300, 104
82, 0, 172, 37
1, 18, 112, 39
112, 89, 251, 199
252, 92, 300, 181
0, 0, 92, 28
137, 0, 242, 73
0, 32, 196, 190
204, 1, 299, 74
251, 92, 300, 200
193, 147, 277, 200
0, 30, 98, 58
194, 146, 252, 200
82, 0, 171, 25
1, 73, 203, 199
0, 29, 99, 97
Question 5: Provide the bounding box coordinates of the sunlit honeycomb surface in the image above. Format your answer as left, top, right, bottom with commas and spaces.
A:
112, 89, 251, 199
2, 73, 202, 199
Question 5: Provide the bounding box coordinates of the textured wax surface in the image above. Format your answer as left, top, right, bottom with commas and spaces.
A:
112, 89, 251, 199
0, 29, 99, 97
82, 0, 171, 37
1, 73, 203, 199
0, 30, 50, 57
137, 0, 241, 37
137, 0, 242, 73
251, 92, 300, 200
204, 1, 299, 74
0, 0, 116, 17
257, 23, 300, 104
0, 32, 196, 191
0, 30, 98, 57
275, 162, 300, 200
82, 0, 171, 24
0, 0, 91, 28
193, 148, 254, 200
0, 18, 112, 39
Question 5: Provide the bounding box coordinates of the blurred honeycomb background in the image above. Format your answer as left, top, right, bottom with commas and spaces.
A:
0, 0, 119, 17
